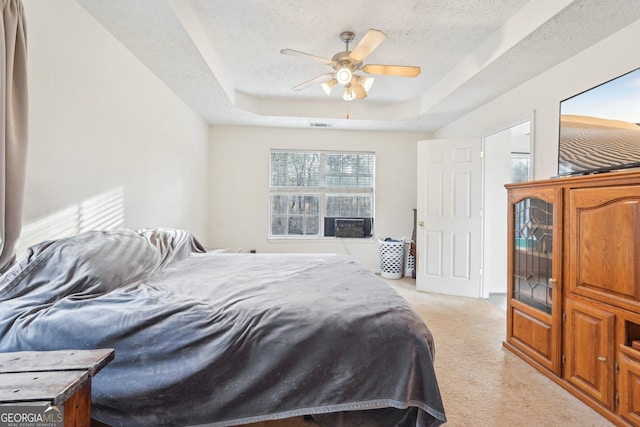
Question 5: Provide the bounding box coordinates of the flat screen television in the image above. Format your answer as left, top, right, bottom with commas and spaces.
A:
557, 67, 640, 176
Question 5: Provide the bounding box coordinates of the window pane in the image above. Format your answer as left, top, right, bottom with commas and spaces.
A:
289, 195, 305, 214
271, 195, 287, 215
287, 216, 304, 235
326, 195, 373, 217
271, 216, 286, 235
324, 153, 374, 188
326, 196, 338, 217
271, 152, 320, 187
511, 156, 530, 183
270, 194, 321, 237
339, 197, 357, 217
359, 197, 372, 216
306, 216, 319, 235
305, 196, 319, 214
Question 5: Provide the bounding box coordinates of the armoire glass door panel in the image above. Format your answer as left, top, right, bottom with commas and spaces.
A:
512, 197, 553, 314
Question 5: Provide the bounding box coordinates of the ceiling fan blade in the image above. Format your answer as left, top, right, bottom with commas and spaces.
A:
351, 81, 367, 100
349, 29, 387, 62
280, 49, 333, 65
291, 73, 335, 91
362, 64, 421, 77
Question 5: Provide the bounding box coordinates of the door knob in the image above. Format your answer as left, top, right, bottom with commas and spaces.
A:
598, 356, 606, 363
418, 221, 424, 227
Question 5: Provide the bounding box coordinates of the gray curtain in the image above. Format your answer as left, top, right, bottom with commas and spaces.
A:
0, 0, 27, 273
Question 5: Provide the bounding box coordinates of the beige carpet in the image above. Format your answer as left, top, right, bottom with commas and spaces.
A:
240, 277, 613, 427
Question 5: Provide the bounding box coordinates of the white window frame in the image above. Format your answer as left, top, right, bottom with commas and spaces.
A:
269, 149, 375, 239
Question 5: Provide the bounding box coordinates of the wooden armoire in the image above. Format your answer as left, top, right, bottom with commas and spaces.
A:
504, 169, 640, 426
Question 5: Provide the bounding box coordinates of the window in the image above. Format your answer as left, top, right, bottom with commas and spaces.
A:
270, 150, 374, 238
511, 153, 530, 183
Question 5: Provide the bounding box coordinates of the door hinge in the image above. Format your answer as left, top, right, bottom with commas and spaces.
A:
562, 312, 566, 322
562, 354, 566, 364
615, 393, 620, 407
480, 150, 485, 158
615, 361, 619, 374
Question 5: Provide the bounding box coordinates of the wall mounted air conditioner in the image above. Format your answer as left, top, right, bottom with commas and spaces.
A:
335, 218, 365, 238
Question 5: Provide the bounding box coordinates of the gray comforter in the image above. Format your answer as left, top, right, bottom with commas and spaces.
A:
0, 228, 446, 426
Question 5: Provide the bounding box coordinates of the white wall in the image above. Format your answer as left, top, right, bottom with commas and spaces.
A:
22, 0, 210, 243
209, 126, 426, 271
434, 18, 640, 180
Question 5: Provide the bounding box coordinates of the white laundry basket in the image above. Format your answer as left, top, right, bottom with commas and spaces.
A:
378, 238, 405, 279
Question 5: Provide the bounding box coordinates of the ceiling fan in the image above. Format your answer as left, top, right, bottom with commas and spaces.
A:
280, 29, 421, 101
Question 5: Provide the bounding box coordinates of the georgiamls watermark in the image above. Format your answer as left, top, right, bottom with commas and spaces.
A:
0, 403, 63, 427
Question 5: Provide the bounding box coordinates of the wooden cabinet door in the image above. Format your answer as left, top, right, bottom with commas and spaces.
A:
619, 353, 640, 425
505, 185, 563, 374
565, 298, 615, 408
569, 185, 640, 313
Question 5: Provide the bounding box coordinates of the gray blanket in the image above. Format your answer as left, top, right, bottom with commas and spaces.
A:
0, 228, 445, 426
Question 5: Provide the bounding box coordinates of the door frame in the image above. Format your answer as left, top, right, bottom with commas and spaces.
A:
480, 111, 535, 298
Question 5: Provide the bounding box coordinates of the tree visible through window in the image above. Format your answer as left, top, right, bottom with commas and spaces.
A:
270, 150, 374, 237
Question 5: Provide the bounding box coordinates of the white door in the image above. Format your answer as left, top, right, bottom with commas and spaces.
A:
416, 138, 482, 298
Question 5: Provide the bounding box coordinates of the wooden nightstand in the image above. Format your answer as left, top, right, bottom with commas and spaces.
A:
0, 349, 114, 427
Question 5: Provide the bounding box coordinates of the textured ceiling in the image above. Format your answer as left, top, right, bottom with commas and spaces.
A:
75, 0, 640, 132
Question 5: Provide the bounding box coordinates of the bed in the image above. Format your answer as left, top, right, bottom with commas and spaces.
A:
0, 228, 446, 427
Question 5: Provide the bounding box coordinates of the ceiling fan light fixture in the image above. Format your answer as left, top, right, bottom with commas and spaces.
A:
336, 67, 352, 85
364, 77, 374, 92
321, 78, 337, 95
355, 75, 374, 92
343, 85, 356, 101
